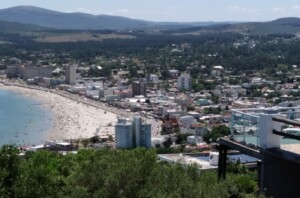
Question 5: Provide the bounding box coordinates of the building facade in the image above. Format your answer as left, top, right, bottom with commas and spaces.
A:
6, 65, 52, 80
115, 118, 133, 148
65, 65, 77, 84
132, 81, 147, 97
115, 114, 151, 148
177, 74, 192, 90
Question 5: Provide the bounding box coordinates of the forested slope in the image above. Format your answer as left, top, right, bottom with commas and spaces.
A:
0, 146, 262, 198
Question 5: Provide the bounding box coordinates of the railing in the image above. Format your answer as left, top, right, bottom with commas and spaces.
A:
230, 107, 300, 147
230, 109, 260, 146
272, 116, 300, 141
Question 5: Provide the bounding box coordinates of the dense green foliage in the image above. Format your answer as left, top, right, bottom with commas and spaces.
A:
0, 30, 300, 83
203, 125, 231, 143
0, 145, 262, 198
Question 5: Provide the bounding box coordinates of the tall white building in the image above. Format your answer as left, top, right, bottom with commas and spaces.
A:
115, 118, 133, 148
115, 114, 151, 149
65, 65, 77, 84
177, 73, 192, 90
149, 74, 159, 82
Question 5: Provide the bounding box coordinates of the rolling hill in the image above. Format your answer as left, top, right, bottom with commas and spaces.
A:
165, 17, 300, 35
0, 20, 46, 33
0, 6, 151, 30
0, 6, 299, 35
0, 6, 233, 30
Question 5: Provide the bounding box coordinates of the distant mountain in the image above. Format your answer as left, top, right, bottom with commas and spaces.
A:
0, 20, 46, 33
1, 6, 299, 35
0, 6, 150, 30
0, 6, 233, 30
250, 17, 300, 34
166, 17, 300, 35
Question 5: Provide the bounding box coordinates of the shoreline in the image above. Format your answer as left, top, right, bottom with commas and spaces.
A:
0, 84, 118, 142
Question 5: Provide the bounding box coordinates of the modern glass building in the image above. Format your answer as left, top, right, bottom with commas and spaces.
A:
230, 107, 300, 147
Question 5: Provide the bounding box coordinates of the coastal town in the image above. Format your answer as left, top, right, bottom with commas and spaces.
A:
1, 2, 300, 197
1, 47, 300, 153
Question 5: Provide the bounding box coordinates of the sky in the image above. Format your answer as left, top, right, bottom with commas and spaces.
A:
1, 0, 300, 22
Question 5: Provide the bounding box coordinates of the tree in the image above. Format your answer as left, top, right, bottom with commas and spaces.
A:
0, 145, 262, 197
203, 125, 230, 143
81, 139, 89, 148
15, 151, 64, 197
145, 98, 151, 104
192, 79, 204, 92
89, 136, 100, 144
225, 105, 229, 111
163, 137, 172, 148
187, 105, 195, 111
0, 145, 20, 198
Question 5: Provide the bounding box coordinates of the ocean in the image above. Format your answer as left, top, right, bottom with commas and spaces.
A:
0, 88, 53, 146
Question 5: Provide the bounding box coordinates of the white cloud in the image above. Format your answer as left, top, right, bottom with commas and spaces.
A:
226, 6, 259, 13
291, 5, 300, 10
112, 9, 129, 14
84, 8, 130, 16
66, 7, 101, 15
271, 7, 286, 12
64, 8, 130, 16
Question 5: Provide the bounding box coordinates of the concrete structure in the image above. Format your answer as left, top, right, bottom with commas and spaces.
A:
223, 85, 246, 98
7, 65, 52, 80
219, 107, 300, 198
209, 152, 219, 166
65, 65, 77, 85
115, 117, 133, 148
42, 77, 65, 87
187, 136, 203, 145
118, 80, 128, 90
115, 114, 151, 148
99, 88, 114, 98
187, 111, 201, 119
169, 69, 179, 78
114, 90, 133, 99
132, 81, 147, 97
198, 98, 210, 106
177, 73, 191, 90
158, 153, 214, 170
6, 66, 19, 78
167, 109, 185, 118
149, 74, 159, 82
232, 100, 260, 109
179, 116, 195, 128
211, 65, 224, 77
21, 66, 52, 80
174, 97, 189, 106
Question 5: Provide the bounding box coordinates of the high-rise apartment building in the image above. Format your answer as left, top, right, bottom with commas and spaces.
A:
65, 65, 77, 84
115, 114, 151, 148
115, 118, 133, 148
177, 73, 191, 90
132, 81, 147, 97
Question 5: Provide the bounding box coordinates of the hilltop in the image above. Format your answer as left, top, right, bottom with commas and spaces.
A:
0, 20, 46, 33
0, 6, 225, 30
165, 17, 300, 35
0, 6, 299, 35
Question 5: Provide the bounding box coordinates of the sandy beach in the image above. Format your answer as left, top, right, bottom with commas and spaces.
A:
0, 85, 118, 141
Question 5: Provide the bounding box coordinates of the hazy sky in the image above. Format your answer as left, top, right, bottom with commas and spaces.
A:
1, 0, 300, 22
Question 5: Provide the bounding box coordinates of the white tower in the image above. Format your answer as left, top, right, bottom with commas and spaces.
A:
65, 65, 77, 85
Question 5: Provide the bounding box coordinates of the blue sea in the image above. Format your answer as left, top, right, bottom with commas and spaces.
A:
0, 88, 53, 146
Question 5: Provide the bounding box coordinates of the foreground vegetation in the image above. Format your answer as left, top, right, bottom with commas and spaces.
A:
0, 145, 263, 198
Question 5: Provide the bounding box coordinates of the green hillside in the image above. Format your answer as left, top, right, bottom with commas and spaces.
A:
166, 17, 300, 35
0, 20, 46, 33
0, 146, 261, 198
